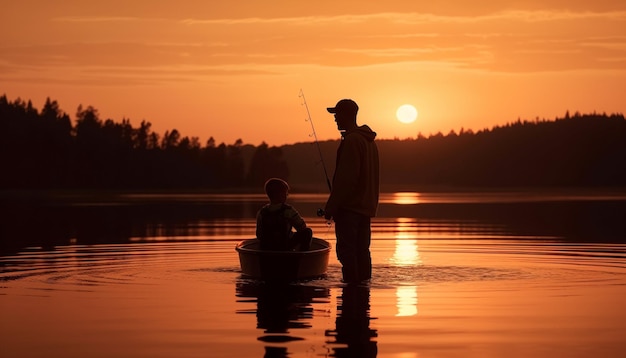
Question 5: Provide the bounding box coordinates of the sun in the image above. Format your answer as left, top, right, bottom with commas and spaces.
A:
396, 104, 418, 124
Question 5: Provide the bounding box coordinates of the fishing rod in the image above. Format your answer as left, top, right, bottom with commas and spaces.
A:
299, 89, 332, 193
299, 89, 332, 219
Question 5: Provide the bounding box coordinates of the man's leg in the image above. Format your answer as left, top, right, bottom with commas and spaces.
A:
334, 210, 360, 283
356, 215, 372, 282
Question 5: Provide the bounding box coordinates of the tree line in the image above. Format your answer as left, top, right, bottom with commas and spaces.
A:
286, 111, 626, 190
0, 95, 287, 190
2, 94, 625, 191
378, 111, 626, 188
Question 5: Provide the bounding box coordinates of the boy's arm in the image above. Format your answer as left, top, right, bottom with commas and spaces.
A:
285, 207, 307, 231
255, 210, 263, 239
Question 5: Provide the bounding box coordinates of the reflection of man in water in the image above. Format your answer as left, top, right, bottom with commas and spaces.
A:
324, 99, 380, 284
326, 285, 378, 357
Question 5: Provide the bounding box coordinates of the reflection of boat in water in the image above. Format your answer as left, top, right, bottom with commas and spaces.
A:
236, 281, 330, 333
235, 238, 331, 280
235, 280, 331, 354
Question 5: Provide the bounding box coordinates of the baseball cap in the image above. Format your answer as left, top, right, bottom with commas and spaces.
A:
327, 99, 359, 114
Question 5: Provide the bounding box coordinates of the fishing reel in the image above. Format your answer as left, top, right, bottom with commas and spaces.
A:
317, 208, 332, 226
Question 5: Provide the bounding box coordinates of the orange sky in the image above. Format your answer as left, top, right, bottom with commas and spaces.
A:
2, 1, 625, 146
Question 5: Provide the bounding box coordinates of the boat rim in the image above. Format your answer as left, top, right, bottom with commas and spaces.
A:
235, 238, 331, 255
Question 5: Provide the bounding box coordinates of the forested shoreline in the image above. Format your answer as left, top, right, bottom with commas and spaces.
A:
0, 95, 286, 190
2, 94, 625, 192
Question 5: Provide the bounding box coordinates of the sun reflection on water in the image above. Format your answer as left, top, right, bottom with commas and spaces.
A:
396, 286, 418, 317
391, 218, 422, 265
390, 192, 421, 205
391, 218, 421, 317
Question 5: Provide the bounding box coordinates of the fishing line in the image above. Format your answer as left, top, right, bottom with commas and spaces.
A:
299, 89, 333, 227
299, 89, 332, 192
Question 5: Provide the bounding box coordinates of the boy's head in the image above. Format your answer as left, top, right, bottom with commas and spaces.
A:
264, 178, 289, 204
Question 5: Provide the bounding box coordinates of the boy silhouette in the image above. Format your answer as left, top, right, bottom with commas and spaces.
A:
256, 178, 313, 251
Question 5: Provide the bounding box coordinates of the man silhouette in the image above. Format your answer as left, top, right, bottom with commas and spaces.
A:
324, 99, 380, 284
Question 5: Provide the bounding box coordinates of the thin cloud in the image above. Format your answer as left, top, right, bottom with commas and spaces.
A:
179, 10, 626, 26
180, 14, 376, 26
45, 9, 626, 38
53, 16, 151, 23
332, 46, 473, 57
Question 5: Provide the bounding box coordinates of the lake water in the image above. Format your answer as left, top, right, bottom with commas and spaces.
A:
1, 191, 626, 358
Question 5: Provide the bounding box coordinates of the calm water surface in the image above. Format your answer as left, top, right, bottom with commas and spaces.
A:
1, 192, 625, 358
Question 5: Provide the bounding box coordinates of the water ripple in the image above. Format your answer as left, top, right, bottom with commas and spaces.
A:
2, 240, 626, 294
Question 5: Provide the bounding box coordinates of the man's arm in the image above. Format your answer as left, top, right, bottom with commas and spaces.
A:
324, 136, 362, 218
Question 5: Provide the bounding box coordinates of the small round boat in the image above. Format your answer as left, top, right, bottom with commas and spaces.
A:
235, 237, 331, 280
